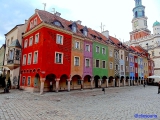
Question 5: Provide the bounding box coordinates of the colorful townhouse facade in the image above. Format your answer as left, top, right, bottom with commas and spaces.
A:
0, 8, 150, 93
0, 44, 5, 72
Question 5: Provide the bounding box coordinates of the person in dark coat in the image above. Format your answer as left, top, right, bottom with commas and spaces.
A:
158, 81, 160, 94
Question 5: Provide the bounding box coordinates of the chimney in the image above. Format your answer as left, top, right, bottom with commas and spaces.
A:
76, 20, 82, 25
25, 20, 28, 24
35, 9, 38, 13
55, 11, 61, 17
102, 30, 109, 38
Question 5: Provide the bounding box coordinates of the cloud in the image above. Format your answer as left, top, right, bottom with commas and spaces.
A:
0, 0, 160, 43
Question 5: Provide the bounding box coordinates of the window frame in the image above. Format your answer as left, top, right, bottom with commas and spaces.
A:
29, 36, 33, 46
95, 59, 100, 68
75, 41, 80, 49
24, 39, 28, 48
55, 52, 63, 64
33, 51, 38, 64
34, 18, 37, 26
27, 53, 32, 65
85, 58, 90, 67
102, 47, 106, 55
96, 46, 100, 53
102, 60, 106, 68
56, 34, 63, 45
35, 33, 39, 44
23, 54, 27, 65
109, 50, 113, 57
27, 76, 31, 86
85, 44, 90, 52
74, 56, 80, 66
110, 62, 113, 69
22, 76, 26, 86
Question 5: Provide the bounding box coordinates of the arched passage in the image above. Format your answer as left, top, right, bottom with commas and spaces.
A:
101, 76, 107, 88
59, 74, 68, 91
108, 76, 114, 87
45, 74, 56, 92
71, 75, 82, 90
126, 76, 129, 86
94, 75, 100, 88
83, 75, 91, 89
120, 76, 124, 86
115, 76, 120, 87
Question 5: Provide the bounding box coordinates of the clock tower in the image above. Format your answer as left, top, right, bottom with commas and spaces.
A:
130, 0, 151, 41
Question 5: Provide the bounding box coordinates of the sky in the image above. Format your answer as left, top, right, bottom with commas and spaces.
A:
0, 0, 160, 47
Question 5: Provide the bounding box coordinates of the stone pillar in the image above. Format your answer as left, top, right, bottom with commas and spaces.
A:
128, 79, 130, 86
99, 79, 102, 88
81, 80, 84, 90
106, 79, 108, 88
67, 80, 70, 92
91, 79, 93, 89
119, 79, 120, 87
113, 79, 115, 87
56, 79, 59, 93
124, 79, 125, 86
40, 78, 45, 95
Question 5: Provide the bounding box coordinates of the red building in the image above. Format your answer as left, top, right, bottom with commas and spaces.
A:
20, 9, 72, 93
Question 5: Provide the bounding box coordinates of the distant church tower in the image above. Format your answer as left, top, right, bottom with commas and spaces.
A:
130, 0, 151, 41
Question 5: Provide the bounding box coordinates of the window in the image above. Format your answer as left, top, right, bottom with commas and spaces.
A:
136, 68, 138, 73
56, 34, 63, 44
126, 56, 128, 61
85, 59, 90, 67
22, 77, 26, 85
121, 54, 123, 59
102, 48, 106, 54
84, 31, 87, 36
110, 62, 113, 69
55, 53, 63, 64
115, 52, 118, 58
96, 46, 100, 53
96, 60, 100, 67
34, 18, 37, 26
27, 53, 32, 65
73, 27, 76, 33
126, 66, 129, 72
24, 39, 28, 48
102, 61, 106, 68
54, 21, 61, 26
33, 51, 38, 64
23, 55, 27, 65
35, 33, 39, 43
29, 37, 33, 46
27, 77, 31, 85
109, 50, 113, 57
115, 65, 118, 70
30, 21, 33, 29
75, 41, 80, 49
121, 65, 123, 71
85, 45, 90, 52
9, 50, 14, 60
74, 57, 80, 66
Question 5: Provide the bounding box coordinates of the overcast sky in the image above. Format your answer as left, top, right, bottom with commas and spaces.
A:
0, 0, 160, 46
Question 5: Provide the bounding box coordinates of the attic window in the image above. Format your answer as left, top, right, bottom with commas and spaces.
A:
84, 31, 87, 36
98, 37, 102, 40
54, 21, 61, 27
72, 26, 76, 33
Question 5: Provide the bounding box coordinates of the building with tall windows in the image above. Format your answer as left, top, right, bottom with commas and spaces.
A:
125, 0, 156, 80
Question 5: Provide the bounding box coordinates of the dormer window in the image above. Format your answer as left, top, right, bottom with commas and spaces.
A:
54, 21, 61, 27
34, 18, 37, 26
72, 26, 76, 33
84, 31, 87, 36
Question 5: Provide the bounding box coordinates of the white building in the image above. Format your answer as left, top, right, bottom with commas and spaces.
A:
125, 0, 159, 77
3, 23, 27, 88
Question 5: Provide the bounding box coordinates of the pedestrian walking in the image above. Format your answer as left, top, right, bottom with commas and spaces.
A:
158, 81, 160, 94
50, 81, 53, 92
102, 87, 105, 94
143, 80, 146, 88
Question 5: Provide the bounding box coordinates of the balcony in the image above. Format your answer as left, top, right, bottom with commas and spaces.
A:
6, 59, 20, 70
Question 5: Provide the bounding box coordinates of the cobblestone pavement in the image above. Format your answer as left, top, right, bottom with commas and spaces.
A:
0, 85, 160, 120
